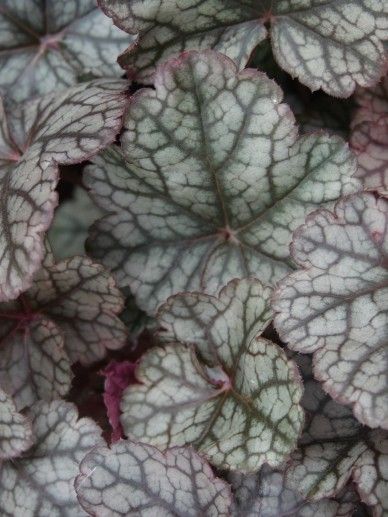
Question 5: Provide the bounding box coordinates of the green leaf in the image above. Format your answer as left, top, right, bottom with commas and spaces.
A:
0, 0, 132, 102
0, 388, 32, 459
120, 278, 304, 472
273, 192, 388, 429
0, 79, 128, 302
76, 440, 232, 516
86, 51, 360, 314
49, 187, 104, 260
0, 401, 103, 516
99, 0, 388, 96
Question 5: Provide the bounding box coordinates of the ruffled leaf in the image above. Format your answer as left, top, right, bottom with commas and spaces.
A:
351, 74, 388, 195
0, 0, 132, 102
0, 388, 32, 459
0, 79, 128, 302
76, 440, 232, 516
285, 358, 388, 517
0, 315, 72, 410
120, 278, 304, 472
273, 192, 388, 429
0, 248, 127, 409
0, 401, 103, 516
86, 50, 360, 314
99, 0, 388, 96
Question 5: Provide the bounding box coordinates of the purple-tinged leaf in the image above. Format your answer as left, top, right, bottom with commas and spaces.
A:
0, 0, 132, 102
99, 0, 388, 97
101, 360, 137, 442
76, 440, 232, 516
120, 278, 304, 472
273, 192, 388, 429
0, 79, 128, 302
230, 465, 358, 517
285, 359, 388, 517
0, 248, 127, 409
0, 387, 32, 459
351, 74, 388, 195
0, 401, 103, 516
86, 51, 360, 315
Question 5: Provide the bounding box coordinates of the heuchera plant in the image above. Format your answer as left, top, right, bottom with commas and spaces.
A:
0, 1, 387, 515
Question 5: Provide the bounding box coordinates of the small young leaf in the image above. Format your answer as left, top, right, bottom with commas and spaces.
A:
99, 0, 388, 96
49, 187, 104, 260
273, 192, 388, 429
351, 74, 388, 195
285, 362, 388, 517
120, 278, 304, 472
0, 248, 127, 409
102, 360, 137, 442
0, 401, 103, 516
86, 50, 360, 314
0, 388, 32, 459
76, 440, 232, 516
0, 0, 132, 102
0, 79, 128, 302
230, 465, 358, 517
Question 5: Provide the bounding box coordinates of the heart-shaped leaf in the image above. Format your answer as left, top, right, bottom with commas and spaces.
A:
0, 0, 132, 102
273, 192, 388, 429
99, 0, 388, 97
351, 74, 388, 195
120, 278, 304, 472
76, 440, 232, 516
85, 51, 360, 315
49, 187, 104, 260
285, 357, 388, 517
0, 248, 127, 409
0, 388, 32, 459
230, 466, 358, 517
0, 79, 128, 302
0, 401, 103, 516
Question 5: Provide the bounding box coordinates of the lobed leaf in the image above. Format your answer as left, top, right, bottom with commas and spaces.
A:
285, 357, 388, 517
0, 79, 128, 302
120, 278, 304, 472
76, 440, 232, 516
99, 0, 388, 97
351, 74, 388, 195
86, 50, 360, 315
273, 192, 388, 429
230, 465, 358, 517
28, 253, 128, 365
0, 387, 33, 459
0, 315, 72, 410
0, 247, 127, 409
0, 0, 132, 102
0, 401, 103, 516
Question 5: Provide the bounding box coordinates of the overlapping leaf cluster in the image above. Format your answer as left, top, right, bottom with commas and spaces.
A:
0, 0, 387, 515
